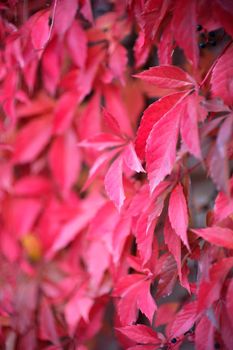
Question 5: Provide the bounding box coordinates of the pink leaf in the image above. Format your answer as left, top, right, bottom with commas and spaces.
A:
134, 65, 194, 89
158, 22, 173, 65
80, 0, 93, 23
164, 216, 181, 278
198, 257, 233, 312
31, 10, 50, 50
213, 0, 233, 38
79, 133, 124, 151
104, 156, 125, 211
180, 94, 201, 159
53, 92, 78, 134
42, 39, 61, 95
117, 325, 160, 345
114, 274, 156, 324
220, 305, 233, 350
14, 176, 51, 196
211, 45, 233, 106
49, 131, 81, 195
49, 194, 103, 254
135, 212, 156, 264
13, 116, 52, 164
77, 92, 101, 139
82, 149, 118, 191
50, 212, 91, 254
3, 198, 41, 237
169, 183, 189, 250
135, 279, 157, 323
192, 226, 233, 249
53, 0, 78, 36
155, 303, 178, 327
65, 285, 93, 334
146, 95, 186, 192
226, 279, 233, 326
208, 115, 233, 193
172, 0, 198, 68
168, 301, 197, 338
102, 107, 122, 136
195, 315, 215, 350
112, 216, 132, 264
85, 240, 109, 288
104, 85, 134, 137
134, 31, 151, 68
109, 42, 127, 84
135, 92, 184, 160
123, 142, 145, 173
39, 298, 60, 345
213, 181, 233, 223
66, 21, 87, 68
197, 258, 233, 313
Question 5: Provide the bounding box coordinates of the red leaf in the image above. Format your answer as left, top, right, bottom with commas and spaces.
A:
197, 257, 233, 312
213, 0, 233, 38
117, 325, 160, 345
169, 183, 189, 250
208, 115, 233, 193
82, 149, 118, 191
112, 216, 132, 264
53, 92, 78, 134
192, 226, 233, 249
53, 0, 78, 36
123, 142, 145, 173
226, 279, 233, 327
134, 65, 194, 90
220, 305, 233, 350
14, 176, 51, 196
31, 10, 50, 50
156, 254, 177, 298
13, 116, 52, 163
49, 131, 81, 195
164, 216, 181, 278
172, 0, 198, 68
135, 212, 156, 264
49, 213, 91, 253
65, 284, 93, 334
114, 274, 156, 324
49, 194, 103, 253
146, 96, 185, 192
39, 298, 60, 345
155, 303, 178, 327
85, 240, 109, 288
42, 39, 61, 95
135, 92, 184, 160
195, 315, 215, 350
168, 301, 197, 338
109, 42, 127, 84
103, 85, 134, 137
80, 0, 93, 23
213, 180, 233, 223
158, 22, 173, 65
104, 156, 125, 211
78, 92, 101, 139
102, 107, 122, 136
128, 346, 157, 350
66, 21, 87, 68
211, 45, 233, 106
79, 133, 124, 151
134, 31, 151, 68
180, 94, 202, 159
3, 198, 41, 238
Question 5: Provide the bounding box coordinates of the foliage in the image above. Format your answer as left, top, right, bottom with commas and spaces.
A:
0, 0, 233, 349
